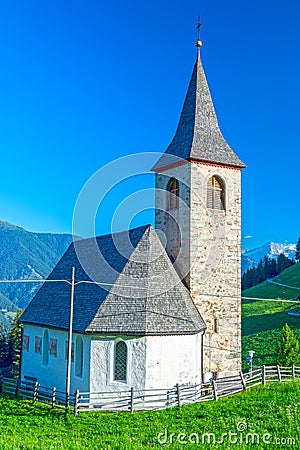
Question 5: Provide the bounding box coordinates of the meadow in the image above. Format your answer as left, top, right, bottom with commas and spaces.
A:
242, 263, 300, 368
0, 381, 300, 449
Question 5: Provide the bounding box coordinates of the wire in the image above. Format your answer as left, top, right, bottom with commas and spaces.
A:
242, 296, 299, 304
0, 279, 299, 303
203, 344, 241, 354
0, 279, 71, 285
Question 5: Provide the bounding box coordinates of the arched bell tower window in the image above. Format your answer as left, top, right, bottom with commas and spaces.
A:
167, 177, 179, 210
114, 340, 128, 383
207, 176, 225, 210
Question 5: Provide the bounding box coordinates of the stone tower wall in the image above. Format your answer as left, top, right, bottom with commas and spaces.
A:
155, 160, 242, 378
190, 162, 242, 378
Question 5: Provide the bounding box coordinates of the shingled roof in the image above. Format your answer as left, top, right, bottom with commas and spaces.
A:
20, 225, 206, 335
152, 52, 246, 170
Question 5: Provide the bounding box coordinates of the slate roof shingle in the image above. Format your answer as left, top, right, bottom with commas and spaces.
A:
20, 225, 206, 336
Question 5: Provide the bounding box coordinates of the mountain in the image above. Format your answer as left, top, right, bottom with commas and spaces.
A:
241, 254, 257, 274
0, 220, 77, 328
242, 242, 296, 274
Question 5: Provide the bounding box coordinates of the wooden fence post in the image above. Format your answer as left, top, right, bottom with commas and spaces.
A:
65, 393, 69, 412
176, 383, 181, 407
32, 382, 39, 403
277, 365, 282, 382
130, 387, 134, 413
292, 365, 295, 381
240, 371, 247, 390
262, 365, 266, 385
74, 389, 80, 416
15, 380, 19, 397
212, 379, 218, 401
51, 387, 56, 409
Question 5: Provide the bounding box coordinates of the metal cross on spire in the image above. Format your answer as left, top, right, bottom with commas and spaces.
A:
196, 16, 201, 40
196, 16, 203, 54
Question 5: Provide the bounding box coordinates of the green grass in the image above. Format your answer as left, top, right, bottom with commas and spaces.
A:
242, 263, 300, 368
0, 382, 300, 449
243, 262, 300, 300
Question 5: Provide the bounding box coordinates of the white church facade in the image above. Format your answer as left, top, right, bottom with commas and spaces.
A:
19, 35, 245, 393
20, 226, 205, 393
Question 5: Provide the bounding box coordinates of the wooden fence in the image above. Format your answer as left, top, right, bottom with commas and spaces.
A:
0, 377, 75, 409
1, 365, 300, 415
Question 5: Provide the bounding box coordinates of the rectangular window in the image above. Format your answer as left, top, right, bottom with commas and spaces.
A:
65, 341, 74, 362
22, 335, 30, 351
214, 318, 218, 333
34, 336, 42, 354
49, 338, 58, 357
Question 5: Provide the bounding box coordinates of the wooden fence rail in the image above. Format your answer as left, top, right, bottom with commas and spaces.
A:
1, 365, 300, 415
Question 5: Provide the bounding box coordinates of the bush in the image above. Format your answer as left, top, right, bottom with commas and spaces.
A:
277, 323, 300, 366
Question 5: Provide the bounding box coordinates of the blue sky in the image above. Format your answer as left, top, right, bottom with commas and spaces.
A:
0, 0, 299, 249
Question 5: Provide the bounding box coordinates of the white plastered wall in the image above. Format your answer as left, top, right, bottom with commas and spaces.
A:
20, 324, 90, 393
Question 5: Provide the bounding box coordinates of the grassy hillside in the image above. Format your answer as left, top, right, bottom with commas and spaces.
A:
243, 262, 300, 300
242, 263, 300, 368
0, 382, 299, 449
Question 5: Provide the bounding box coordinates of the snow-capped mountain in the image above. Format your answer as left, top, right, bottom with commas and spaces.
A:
242, 242, 296, 273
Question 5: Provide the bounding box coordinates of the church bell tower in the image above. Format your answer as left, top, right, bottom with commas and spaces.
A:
153, 24, 246, 379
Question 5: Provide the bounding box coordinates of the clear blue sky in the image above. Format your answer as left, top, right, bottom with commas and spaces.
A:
0, 0, 299, 249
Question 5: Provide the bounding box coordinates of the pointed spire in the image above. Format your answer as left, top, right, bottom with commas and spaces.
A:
152, 26, 245, 171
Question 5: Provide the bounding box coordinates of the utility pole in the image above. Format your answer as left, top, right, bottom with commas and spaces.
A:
65, 266, 75, 410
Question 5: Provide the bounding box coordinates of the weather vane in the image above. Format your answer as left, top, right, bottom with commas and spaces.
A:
196, 16, 202, 52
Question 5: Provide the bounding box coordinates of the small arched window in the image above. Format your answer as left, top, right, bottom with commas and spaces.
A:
207, 176, 225, 210
167, 178, 179, 210
114, 340, 127, 382
42, 329, 49, 366
75, 335, 83, 377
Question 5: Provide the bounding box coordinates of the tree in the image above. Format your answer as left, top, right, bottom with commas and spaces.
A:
296, 238, 300, 262
277, 254, 293, 274
0, 325, 8, 368
270, 258, 278, 278
6, 310, 23, 377
277, 323, 300, 366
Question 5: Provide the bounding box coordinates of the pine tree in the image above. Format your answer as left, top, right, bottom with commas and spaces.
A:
0, 325, 8, 369
296, 238, 300, 262
277, 323, 300, 366
277, 254, 293, 274
270, 258, 278, 278
6, 310, 23, 377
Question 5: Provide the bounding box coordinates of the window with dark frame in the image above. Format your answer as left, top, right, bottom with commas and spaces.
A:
114, 340, 127, 382
34, 336, 42, 354
213, 318, 218, 333
167, 178, 180, 210
207, 176, 225, 210
49, 338, 58, 357
22, 335, 30, 351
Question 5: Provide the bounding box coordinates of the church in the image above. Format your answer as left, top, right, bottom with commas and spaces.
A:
19, 32, 245, 395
